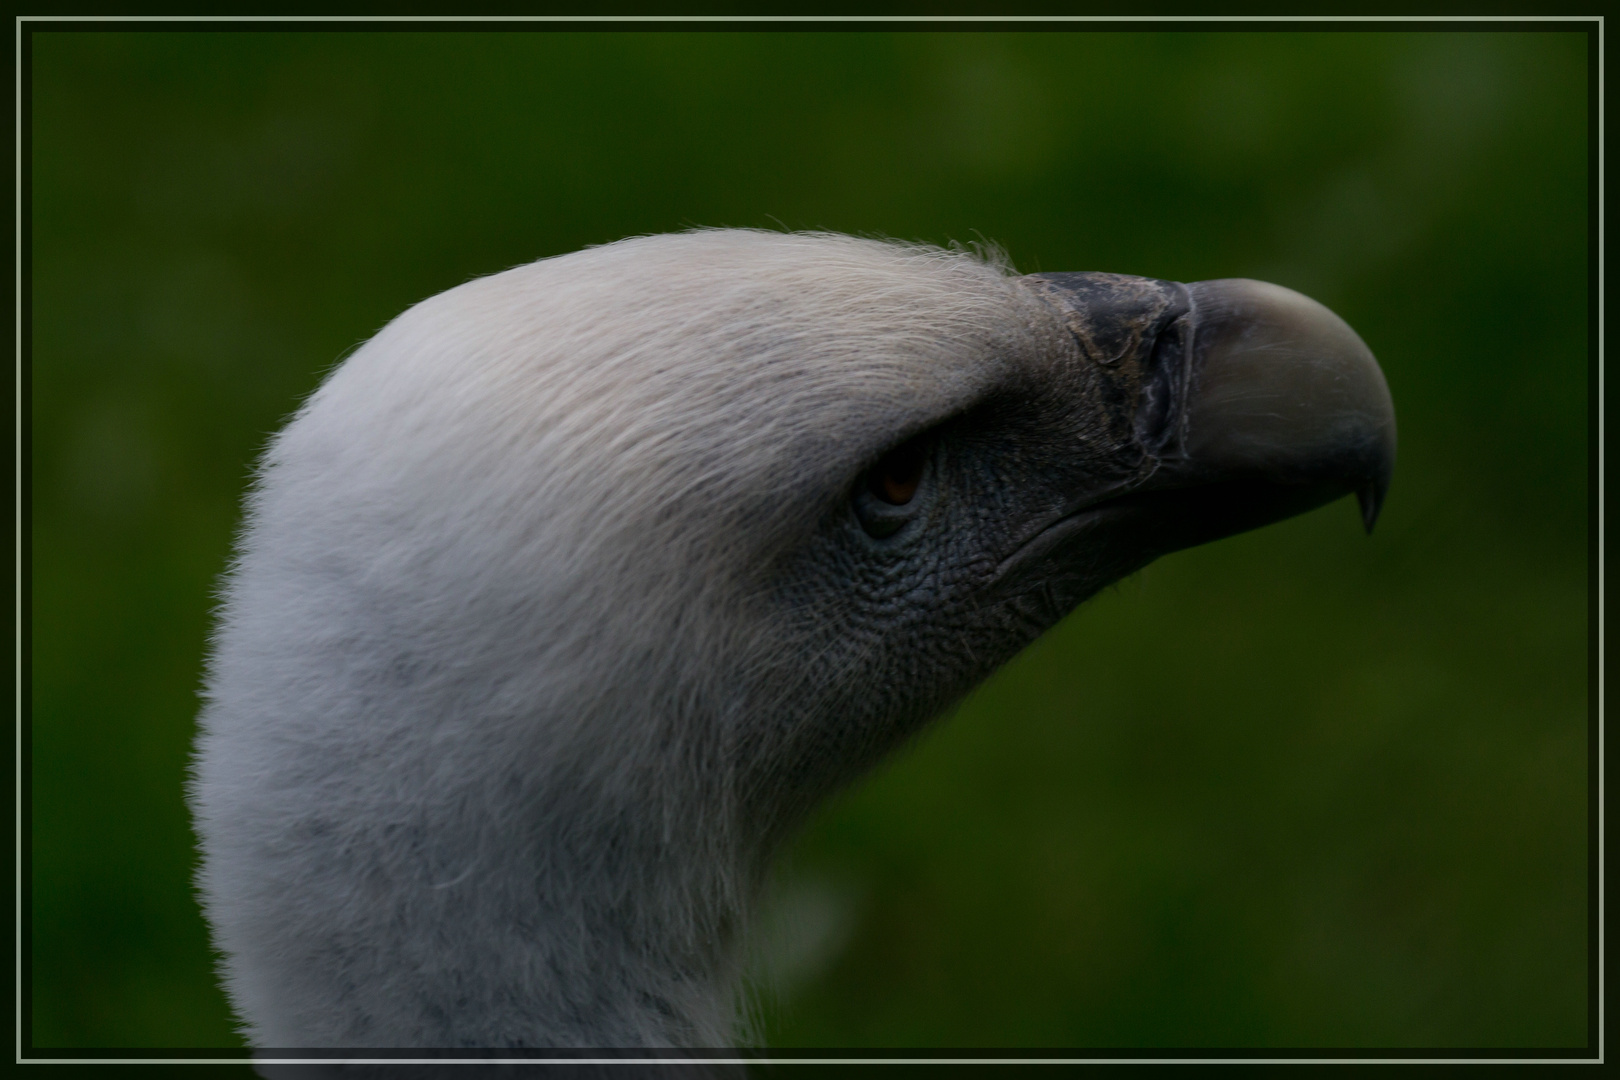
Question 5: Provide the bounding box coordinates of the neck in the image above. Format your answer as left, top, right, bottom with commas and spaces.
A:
203, 565, 796, 1050
280, 716, 779, 1048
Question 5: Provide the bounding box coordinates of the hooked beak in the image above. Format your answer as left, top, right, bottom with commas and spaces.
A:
1026, 272, 1396, 551
1173, 278, 1396, 534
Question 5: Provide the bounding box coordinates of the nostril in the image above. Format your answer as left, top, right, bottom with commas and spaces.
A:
1135, 318, 1186, 454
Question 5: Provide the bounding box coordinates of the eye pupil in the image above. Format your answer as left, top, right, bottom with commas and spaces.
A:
867, 440, 927, 505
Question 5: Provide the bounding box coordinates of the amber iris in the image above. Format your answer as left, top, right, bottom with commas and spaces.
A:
867, 439, 927, 505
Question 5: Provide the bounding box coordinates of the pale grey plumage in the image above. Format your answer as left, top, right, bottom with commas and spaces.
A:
189, 228, 1393, 1055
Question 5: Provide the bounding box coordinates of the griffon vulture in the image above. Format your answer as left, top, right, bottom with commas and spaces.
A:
189, 229, 1395, 1051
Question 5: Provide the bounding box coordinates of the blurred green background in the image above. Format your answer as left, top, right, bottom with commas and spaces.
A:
29, 30, 1589, 1049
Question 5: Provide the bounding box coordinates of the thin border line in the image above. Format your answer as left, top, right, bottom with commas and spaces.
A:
11, 12, 1604, 1068
1598, 13, 1608, 1068
11, 11, 20, 1070
8, 13, 1605, 22
16, 1057, 1606, 1066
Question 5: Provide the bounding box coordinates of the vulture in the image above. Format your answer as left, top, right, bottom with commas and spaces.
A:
189, 229, 1395, 1053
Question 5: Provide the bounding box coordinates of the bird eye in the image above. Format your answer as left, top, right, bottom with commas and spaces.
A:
866, 439, 927, 506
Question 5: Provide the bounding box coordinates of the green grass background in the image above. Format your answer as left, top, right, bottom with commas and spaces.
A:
29, 30, 1589, 1049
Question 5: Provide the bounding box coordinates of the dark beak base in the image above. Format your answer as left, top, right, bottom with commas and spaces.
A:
1030, 273, 1397, 550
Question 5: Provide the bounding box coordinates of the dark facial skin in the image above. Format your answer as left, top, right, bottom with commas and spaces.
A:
743, 273, 1394, 840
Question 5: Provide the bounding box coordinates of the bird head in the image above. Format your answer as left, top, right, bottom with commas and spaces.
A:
194, 229, 1393, 1049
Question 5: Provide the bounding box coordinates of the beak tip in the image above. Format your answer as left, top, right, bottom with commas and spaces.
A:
1357, 478, 1385, 535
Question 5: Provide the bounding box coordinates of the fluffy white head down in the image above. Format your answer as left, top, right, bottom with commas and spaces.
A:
190, 230, 1065, 1048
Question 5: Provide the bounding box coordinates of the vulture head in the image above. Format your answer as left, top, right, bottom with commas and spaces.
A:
190, 229, 1394, 1050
